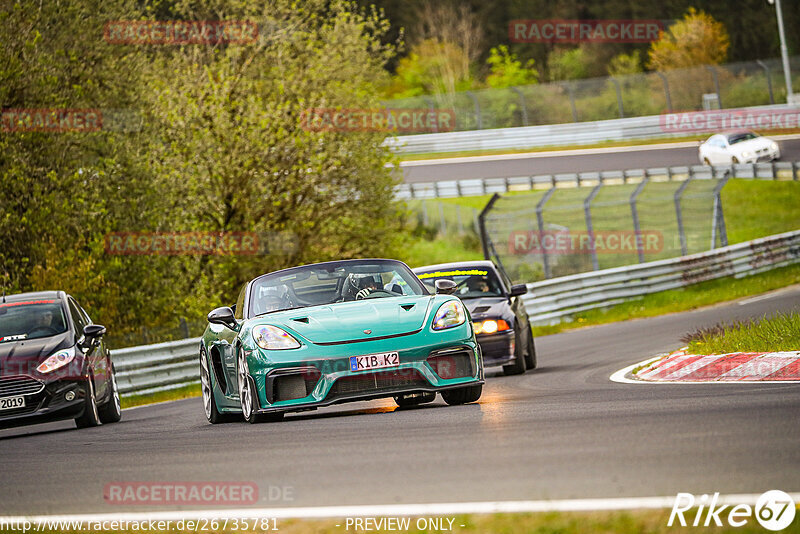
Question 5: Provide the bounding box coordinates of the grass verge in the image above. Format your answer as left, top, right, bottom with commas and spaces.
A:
120, 382, 200, 409
683, 310, 800, 355
16, 509, 800, 533
532, 263, 800, 337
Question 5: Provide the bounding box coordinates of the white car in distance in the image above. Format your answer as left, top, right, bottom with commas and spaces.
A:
698, 131, 780, 165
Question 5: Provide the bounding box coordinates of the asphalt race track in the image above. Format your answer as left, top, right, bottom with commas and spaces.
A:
399, 137, 800, 183
1, 287, 798, 516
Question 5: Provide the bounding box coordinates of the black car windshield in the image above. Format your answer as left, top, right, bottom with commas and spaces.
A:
416, 267, 504, 299
727, 132, 758, 144
0, 299, 69, 342
248, 260, 427, 316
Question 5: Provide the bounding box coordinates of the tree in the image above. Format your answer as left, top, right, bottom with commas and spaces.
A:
647, 8, 730, 71
486, 45, 538, 89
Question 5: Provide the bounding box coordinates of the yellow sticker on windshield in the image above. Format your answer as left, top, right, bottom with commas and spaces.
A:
417, 270, 488, 279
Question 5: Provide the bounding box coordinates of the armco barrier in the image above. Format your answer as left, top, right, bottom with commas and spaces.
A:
396, 161, 800, 199
384, 104, 799, 155
112, 231, 800, 396
522, 230, 800, 325
114, 337, 200, 396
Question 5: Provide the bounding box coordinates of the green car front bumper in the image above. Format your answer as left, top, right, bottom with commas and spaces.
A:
243, 329, 482, 414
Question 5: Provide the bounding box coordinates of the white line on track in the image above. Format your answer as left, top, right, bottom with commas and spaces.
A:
5, 494, 800, 522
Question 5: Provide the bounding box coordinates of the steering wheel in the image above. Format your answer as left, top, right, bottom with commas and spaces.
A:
28, 326, 58, 337
356, 289, 393, 300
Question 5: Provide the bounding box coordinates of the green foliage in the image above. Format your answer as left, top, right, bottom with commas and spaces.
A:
485, 45, 538, 89
548, 48, 589, 81
1, 0, 404, 343
685, 311, 800, 355
607, 51, 643, 77
648, 8, 730, 71
384, 39, 475, 98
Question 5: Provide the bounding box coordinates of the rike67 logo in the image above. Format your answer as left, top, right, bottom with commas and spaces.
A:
669, 491, 796, 531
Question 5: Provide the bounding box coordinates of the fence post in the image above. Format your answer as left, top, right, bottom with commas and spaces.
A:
423, 96, 438, 133
630, 177, 649, 263
566, 83, 579, 122
465, 91, 482, 130
706, 66, 723, 108
656, 72, 672, 112
438, 202, 446, 234
611, 78, 625, 118
478, 193, 501, 260
584, 184, 603, 271
710, 173, 731, 249
674, 175, 694, 256
456, 205, 464, 234
511, 86, 529, 126
537, 187, 556, 278
179, 317, 190, 339
422, 201, 429, 227
756, 60, 775, 105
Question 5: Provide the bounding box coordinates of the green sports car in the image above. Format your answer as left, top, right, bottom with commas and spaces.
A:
199, 259, 484, 424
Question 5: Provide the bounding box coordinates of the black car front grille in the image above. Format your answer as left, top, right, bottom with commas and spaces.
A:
0, 375, 45, 397
0, 403, 39, 418
327, 369, 427, 398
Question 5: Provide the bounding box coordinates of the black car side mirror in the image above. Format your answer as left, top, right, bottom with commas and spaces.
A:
509, 284, 528, 297
435, 279, 457, 295
208, 306, 238, 330
79, 324, 106, 349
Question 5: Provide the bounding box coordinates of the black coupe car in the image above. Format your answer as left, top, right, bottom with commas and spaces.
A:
413, 261, 536, 375
0, 291, 121, 429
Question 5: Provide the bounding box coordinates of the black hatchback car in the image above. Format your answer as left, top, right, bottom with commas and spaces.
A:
0, 291, 121, 429
413, 261, 536, 376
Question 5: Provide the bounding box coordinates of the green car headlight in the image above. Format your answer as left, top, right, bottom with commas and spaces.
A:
432, 300, 466, 330
252, 325, 301, 350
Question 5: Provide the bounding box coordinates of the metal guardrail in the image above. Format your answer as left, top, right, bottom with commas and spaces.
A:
384, 104, 798, 155
114, 337, 200, 396
396, 161, 800, 199
522, 230, 800, 325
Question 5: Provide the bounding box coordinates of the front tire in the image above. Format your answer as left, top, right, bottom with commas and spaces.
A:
200, 347, 238, 424
524, 330, 537, 370
503, 329, 526, 376
97, 362, 122, 424
75, 374, 101, 428
441, 384, 482, 405
238, 348, 283, 424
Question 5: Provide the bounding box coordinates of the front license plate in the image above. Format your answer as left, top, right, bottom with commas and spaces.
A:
350, 352, 400, 372
0, 396, 25, 411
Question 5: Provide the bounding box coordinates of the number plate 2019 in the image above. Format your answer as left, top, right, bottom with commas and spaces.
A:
0, 396, 25, 411
350, 352, 400, 372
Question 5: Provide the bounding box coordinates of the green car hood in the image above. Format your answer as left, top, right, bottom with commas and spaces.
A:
255, 295, 436, 344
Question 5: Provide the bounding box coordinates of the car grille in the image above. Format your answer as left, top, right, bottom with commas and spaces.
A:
328, 369, 427, 398
0, 375, 45, 397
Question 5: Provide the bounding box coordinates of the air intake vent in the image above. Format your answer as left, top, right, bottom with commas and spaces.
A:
292, 317, 309, 323
400, 304, 416, 311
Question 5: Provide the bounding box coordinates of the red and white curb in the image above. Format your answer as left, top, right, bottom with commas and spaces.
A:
611, 349, 800, 384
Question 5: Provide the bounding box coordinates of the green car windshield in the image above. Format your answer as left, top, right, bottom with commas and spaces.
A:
249, 260, 428, 317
